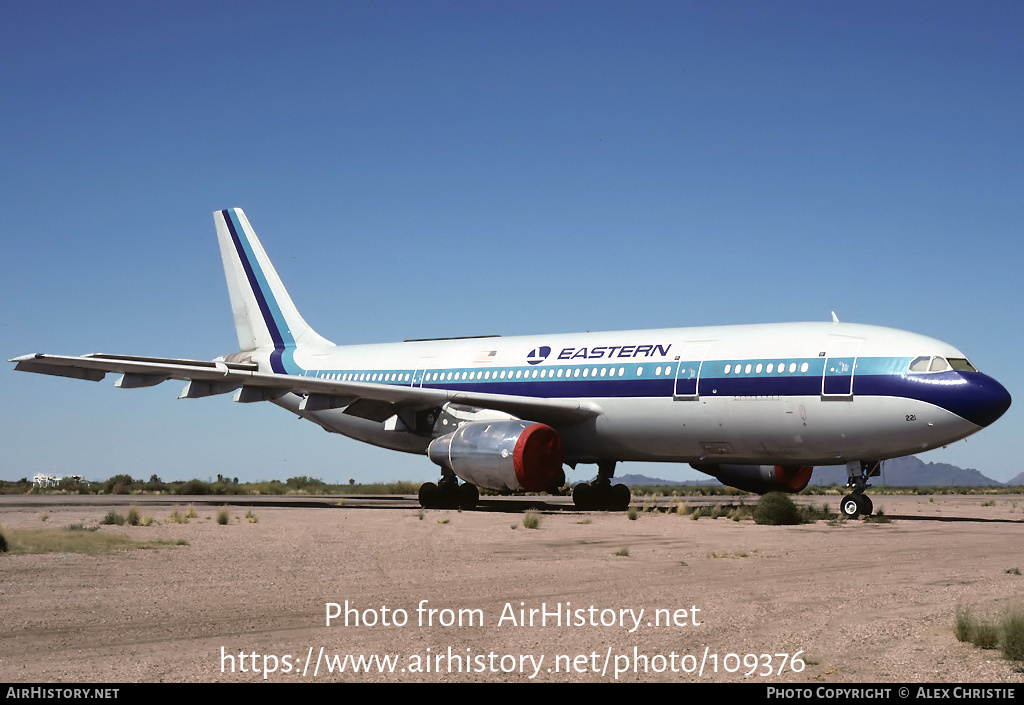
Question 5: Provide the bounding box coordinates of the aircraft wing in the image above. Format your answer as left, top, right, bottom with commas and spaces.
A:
10, 353, 602, 428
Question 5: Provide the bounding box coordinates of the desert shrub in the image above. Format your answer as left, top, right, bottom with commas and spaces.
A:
101, 510, 126, 526
522, 511, 541, 530
104, 474, 134, 494
955, 605, 975, 642
973, 621, 1000, 650
175, 479, 210, 495
65, 523, 97, 532
1002, 611, 1024, 662
217, 508, 229, 525
753, 492, 802, 525
627, 507, 639, 521
956, 605, 999, 649
127, 506, 141, 526
729, 505, 754, 521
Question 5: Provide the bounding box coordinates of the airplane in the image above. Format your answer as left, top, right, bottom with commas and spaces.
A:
12, 208, 1012, 517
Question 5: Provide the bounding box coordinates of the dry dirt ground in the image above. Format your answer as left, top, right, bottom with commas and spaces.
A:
1, 494, 1023, 684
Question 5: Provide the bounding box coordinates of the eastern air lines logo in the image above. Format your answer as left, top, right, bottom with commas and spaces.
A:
526, 346, 551, 365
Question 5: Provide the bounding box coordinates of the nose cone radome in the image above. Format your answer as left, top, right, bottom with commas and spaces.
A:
970, 373, 1011, 428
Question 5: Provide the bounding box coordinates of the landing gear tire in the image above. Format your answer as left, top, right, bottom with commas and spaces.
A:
418, 482, 440, 509
572, 482, 594, 510
419, 481, 479, 510
572, 481, 631, 511
611, 483, 631, 511
841, 494, 862, 518
857, 494, 873, 517
457, 482, 479, 511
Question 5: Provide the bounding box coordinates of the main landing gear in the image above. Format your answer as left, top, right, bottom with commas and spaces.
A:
418, 473, 478, 510
840, 460, 879, 518
573, 460, 631, 511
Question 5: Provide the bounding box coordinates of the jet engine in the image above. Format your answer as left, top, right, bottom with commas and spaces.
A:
427, 420, 565, 493
690, 463, 813, 494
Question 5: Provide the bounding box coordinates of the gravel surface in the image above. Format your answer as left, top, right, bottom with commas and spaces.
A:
1, 494, 1022, 683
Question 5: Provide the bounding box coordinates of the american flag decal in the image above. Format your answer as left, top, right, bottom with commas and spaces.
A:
474, 350, 497, 364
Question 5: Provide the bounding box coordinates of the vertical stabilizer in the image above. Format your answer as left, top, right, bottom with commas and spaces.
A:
214, 208, 333, 373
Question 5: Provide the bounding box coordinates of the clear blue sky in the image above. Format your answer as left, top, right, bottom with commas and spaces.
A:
2, 1, 1020, 484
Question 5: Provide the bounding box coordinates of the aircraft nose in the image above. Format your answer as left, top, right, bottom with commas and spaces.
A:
966, 372, 1012, 427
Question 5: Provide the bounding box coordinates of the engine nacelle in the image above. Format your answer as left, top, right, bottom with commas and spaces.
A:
690, 463, 813, 494
427, 420, 564, 493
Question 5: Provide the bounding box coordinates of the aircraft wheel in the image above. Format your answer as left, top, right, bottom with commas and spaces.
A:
573, 482, 594, 510
840, 494, 861, 518
857, 494, 873, 517
418, 482, 440, 509
429, 478, 460, 509
458, 483, 479, 511
612, 483, 631, 511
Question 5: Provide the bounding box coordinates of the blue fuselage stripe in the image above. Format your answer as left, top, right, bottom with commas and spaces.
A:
307, 357, 1006, 427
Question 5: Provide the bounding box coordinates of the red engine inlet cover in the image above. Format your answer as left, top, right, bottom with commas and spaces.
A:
775, 465, 813, 493
512, 423, 564, 492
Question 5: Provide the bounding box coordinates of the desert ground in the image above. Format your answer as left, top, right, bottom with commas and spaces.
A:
1, 493, 1022, 683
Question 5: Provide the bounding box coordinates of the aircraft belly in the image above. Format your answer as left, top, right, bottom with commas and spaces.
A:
559, 394, 980, 466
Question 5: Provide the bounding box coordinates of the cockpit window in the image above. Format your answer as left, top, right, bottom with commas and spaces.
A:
908, 356, 932, 372
908, 356, 976, 373
948, 357, 977, 372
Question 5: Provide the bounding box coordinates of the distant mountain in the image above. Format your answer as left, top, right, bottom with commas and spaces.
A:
809, 456, 1002, 487
613, 456, 1009, 488
1006, 471, 1024, 487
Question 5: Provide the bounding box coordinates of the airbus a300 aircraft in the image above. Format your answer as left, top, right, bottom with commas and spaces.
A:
13, 209, 1011, 516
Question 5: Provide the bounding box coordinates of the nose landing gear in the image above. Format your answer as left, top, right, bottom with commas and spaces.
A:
841, 460, 880, 518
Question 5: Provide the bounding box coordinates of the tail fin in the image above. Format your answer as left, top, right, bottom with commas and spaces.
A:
214, 208, 333, 373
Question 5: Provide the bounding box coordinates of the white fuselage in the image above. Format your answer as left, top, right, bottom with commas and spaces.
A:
266, 321, 1000, 467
